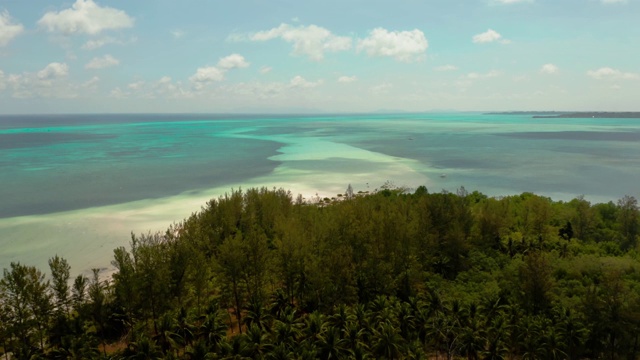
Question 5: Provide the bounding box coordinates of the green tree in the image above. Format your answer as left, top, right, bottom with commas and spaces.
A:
0, 262, 52, 357
49, 255, 71, 314
617, 195, 639, 250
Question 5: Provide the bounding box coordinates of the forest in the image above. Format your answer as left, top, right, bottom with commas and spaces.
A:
1, 184, 640, 359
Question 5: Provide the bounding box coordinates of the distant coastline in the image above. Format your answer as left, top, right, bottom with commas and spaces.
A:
486, 111, 640, 119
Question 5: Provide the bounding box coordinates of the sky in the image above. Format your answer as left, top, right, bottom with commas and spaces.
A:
0, 0, 639, 114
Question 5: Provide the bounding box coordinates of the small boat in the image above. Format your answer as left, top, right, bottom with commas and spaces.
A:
440, 173, 447, 178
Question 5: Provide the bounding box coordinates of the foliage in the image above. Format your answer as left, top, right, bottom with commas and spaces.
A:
2, 186, 640, 359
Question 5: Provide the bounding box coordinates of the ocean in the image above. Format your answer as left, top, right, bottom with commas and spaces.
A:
1, 113, 639, 276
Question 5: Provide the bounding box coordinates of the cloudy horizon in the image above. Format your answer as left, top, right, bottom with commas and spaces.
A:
0, 0, 638, 114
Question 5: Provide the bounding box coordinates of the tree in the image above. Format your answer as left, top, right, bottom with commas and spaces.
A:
346, 184, 355, 199
520, 253, 552, 315
617, 195, 639, 250
88, 268, 108, 355
216, 233, 248, 334
49, 255, 71, 314
0, 262, 52, 358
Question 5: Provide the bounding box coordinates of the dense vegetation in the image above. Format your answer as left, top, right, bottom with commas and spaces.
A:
2, 185, 640, 359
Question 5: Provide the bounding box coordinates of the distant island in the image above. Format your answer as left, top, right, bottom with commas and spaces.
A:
486, 111, 640, 118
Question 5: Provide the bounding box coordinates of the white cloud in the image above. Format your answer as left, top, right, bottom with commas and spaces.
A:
472, 29, 504, 44
260, 66, 272, 74
251, 23, 352, 61
0, 70, 5, 90
127, 81, 145, 90
217, 54, 250, 70
540, 63, 559, 74
171, 30, 186, 39
37, 62, 69, 80
190, 66, 225, 88
81, 36, 135, 50
189, 53, 250, 90
467, 70, 501, 79
587, 67, 640, 80
357, 28, 428, 62
38, 0, 134, 35
338, 75, 357, 83
290, 75, 322, 88
371, 83, 393, 94
82, 37, 115, 50
0, 10, 24, 46
435, 65, 458, 72
85, 54, 119, 69
6, 63, 79, 98
82, 76, 100, 90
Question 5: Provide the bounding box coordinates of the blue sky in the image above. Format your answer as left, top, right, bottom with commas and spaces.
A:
0, 0, 638, 113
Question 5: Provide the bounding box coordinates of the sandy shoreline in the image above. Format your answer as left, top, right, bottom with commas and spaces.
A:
0, 138, 431, 279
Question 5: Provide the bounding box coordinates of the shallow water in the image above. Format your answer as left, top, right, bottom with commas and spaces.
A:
1, 113, 639, 276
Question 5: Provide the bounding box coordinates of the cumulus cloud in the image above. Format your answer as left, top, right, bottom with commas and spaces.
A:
338, 75, 357, 83
189, 54, 251, 89
290, 75, 322, 88
38, 0, 134, 35
472, 29, 506, 44
85, 54, 119, 69
217, 54, 250, 70
435, 65, 458, 72
467, 70, 501, 79
6, 63, 78, 98
110, 76, 193, 100
251, 23, 351, 61
37, 62, 69, 80
260, 66, 272, 74
0, 10, 24, 46
587, 67, 640, 80
540, 63, 559, 74
357, 28, 428, 62
190, 67, 225, 87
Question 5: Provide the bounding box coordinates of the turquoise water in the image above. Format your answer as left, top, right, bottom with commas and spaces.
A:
1, 112, 640, 274
2, 113, 640, 216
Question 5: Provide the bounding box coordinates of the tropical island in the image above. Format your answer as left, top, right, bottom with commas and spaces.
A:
2, 185, 639, 359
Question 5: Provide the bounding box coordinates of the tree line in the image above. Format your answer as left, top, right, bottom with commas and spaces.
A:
2, 185, 640, 359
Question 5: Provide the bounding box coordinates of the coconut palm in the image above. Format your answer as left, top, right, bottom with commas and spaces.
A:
372, 322, 404, 359
316, 326, 349, 359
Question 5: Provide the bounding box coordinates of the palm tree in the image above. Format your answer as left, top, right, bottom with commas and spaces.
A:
539, 326, 567, 360
244, 324, 272, 359
372, 322, 404, 359
244, 300, 272, 332
316, 326, 349, 359
304, 311, 327, 340
457, 319, 485, 360
328, 304, 355, 333
397, 302, 417, 341
555, 308, 588, 360
153, 312, 182, 355
199, 311, 228, 353
185, 338, 216, 360
265, 342, 293, 360
126, 335, 164, 360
